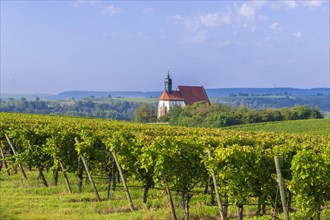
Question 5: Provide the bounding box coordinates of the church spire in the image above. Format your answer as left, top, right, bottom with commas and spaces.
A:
164, 69, 172, 94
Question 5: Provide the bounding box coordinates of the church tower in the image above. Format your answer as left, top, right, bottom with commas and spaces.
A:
164, 72, 172, 94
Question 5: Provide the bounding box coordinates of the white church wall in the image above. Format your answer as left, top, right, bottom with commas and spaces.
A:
157, 100, 185, 118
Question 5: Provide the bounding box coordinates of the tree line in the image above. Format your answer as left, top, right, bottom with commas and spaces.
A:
0, 97, 139, 120
157, 102, 323, 128
1, 97, 324, 127
215, 95, 330, 111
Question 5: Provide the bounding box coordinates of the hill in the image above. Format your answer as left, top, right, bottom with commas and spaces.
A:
48, 91, 161, 100
2, 88, 329, 111
16, 87, 325, 100
206, 87, 329, 97
224, 118, 330, 135
3, 87, 328, 100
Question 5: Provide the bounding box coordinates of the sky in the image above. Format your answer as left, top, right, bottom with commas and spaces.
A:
1, 0, 329, 94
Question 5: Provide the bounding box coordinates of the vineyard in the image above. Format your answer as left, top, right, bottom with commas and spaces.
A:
0, 112, 329, 220
224, 118, 330, 135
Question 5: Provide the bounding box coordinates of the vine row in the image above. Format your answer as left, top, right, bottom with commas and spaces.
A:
0, 113, 329, 219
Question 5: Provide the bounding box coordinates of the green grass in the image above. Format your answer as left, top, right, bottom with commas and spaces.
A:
224, 118, 330, 135
1, 170, 221, 220
0, 171, 169, 220
1, 170, 330, 219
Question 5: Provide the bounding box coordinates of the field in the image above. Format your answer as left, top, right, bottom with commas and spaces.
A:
0, 171, 174, 220
224, 118, 330, 135
0, 113, 329, 220
2, 171, 329, 220
113, 97, 159, 104
0, 171, 270, 220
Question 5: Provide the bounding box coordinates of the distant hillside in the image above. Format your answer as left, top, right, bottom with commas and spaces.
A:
44, 87, 329, 100
206, 87, 329, 97
224, 118, 330, 135
46, 91, 161, 100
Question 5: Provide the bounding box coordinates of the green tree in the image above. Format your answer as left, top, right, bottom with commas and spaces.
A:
160, 105, 182, 123
133, 103, 156, 123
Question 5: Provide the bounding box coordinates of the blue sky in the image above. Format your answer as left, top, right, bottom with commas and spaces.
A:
1, 0, 329, 94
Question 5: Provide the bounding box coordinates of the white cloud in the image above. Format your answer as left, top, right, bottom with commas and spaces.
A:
258, 15, 268, 22
251, 1, 267, 8
171, 15, 210, 43
238, 3, 256, 17
271, 22, 282, 33
73, 1, 121, 16
283, 1, 297, 9
235, 2, 267, 32
101, 5, 121, 16
292, 32, 303, 39
304, 0, 323, 8
271, 1, 297, 9
172, 15, 199, 31
176, 30, 208, 44
72, 0, 101, 7
238, 1, 266, 17
271, 0, 323, 9
189, 30, 208, 43
173, 2, 268, 33
199, 13, 231, 27
172, 12, 231, 31
172, 12, 234, 43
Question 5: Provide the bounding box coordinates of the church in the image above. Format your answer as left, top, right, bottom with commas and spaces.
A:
157, 73, 210, 118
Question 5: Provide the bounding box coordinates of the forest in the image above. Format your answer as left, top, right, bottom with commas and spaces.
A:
0, 96, 324, 128
0, 97, 139, 120
159, 102, 323, 128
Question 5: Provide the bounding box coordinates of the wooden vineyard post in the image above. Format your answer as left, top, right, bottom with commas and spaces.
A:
0, 143, 10, 175
237, 203, 243, 220
28, 141, 48, 187
74, 137, 101, 202
80, 154, 101, 202
207, 149, 225, 220
223, 194, 229, 219
5, 133, 27, 180
111, 161, 116, 191
77, 154, 83, 192
51, 136, 72, 193
53, 167, 59, 186
111, 151, 135, 211
274, 156, 290, 220
162, 173, 177, 220
108, 159, 116, 200
73, 137, 84, 193
143, 176, 152, 205
59, 161, 72, 194
107, 173, 111, 200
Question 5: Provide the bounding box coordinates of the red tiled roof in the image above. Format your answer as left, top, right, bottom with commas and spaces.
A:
159, 90, 185, 101
177, 86, 210, 105
159, 86, 210, 105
